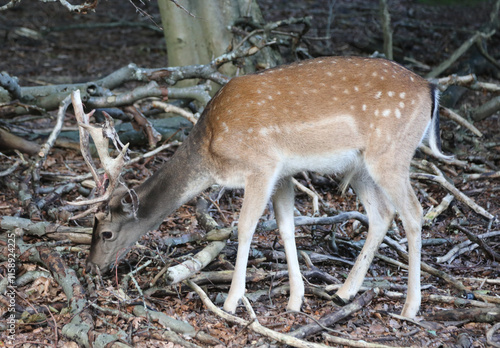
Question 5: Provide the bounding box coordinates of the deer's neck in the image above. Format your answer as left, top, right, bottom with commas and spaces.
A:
133, 132, 213, 231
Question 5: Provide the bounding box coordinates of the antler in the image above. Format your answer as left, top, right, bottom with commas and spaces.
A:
68, 90, 129, 207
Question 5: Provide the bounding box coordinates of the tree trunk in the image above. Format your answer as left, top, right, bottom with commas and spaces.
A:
158, 0, 280, 89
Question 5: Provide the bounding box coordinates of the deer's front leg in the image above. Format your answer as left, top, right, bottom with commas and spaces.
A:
223, 173, 277, 313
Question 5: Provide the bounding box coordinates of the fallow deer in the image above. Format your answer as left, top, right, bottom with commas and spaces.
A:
85, 56, 450, 319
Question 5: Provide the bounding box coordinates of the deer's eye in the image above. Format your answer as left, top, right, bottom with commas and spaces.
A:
101, 231, 113, 240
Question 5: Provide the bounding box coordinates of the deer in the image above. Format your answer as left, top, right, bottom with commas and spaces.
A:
83, 56, 450, 319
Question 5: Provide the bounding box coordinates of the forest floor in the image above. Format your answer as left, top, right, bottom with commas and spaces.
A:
0, 0, 499, 347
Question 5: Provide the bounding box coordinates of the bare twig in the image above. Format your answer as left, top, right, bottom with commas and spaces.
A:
435, 74, 500, 93
152, 100, 198, 124
37, 94, 71, 162
427, 30, 496, 78
292, 178, 320, 216
472, 95, 500, 121
410, 160, 494, 220
291, 288, 380, 339
322, 333, 406, 348
164, 241, 226, 284
186, 279, 332, 348
450, 223, 500, 261
487, 322, 500, 348
439, 106, 483, 137
123, 105, 161, 149
423, 193, 454, 226
436, 231, 500, 264
379, 0, 393, 60
260, 211, 369, 231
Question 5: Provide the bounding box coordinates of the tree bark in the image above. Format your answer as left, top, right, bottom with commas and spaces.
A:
158, 0, 280, 90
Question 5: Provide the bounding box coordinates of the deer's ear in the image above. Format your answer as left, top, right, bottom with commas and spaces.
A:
121, 190, 138, 217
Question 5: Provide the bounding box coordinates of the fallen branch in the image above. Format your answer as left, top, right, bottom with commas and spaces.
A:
133, 306, 196, 335
410, 160, 494, 220
123, 105, 162, 149
435, 73, 500, 93
322, 333, 407, 348
426, 30, 496, 78
451, 223, 500, 260
425, 307, 500, 323
0, 215, 91, 243
293, 178, 320, 215
36, 94, 71, 161
383, 290, 496, 309
436, 230, 500, 263
382, 236, 467, 292
423, 193, 454, 226
260, 211, 369, 231
487, 322, 500, 348
152, 100, 198, 124
186, 279, 331, 348
439, 106, 483, 137
291, 288, 380, 339
472, 95, 500, 121
463, 170, 500, 181
164, 241, 226, 285
1, 232, 125, 347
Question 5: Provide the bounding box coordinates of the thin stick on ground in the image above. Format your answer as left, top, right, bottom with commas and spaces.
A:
411, 160, 494, 220
186, 279, 381, 348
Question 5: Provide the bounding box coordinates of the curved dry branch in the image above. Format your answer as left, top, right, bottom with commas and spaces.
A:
410, 160, 494, 220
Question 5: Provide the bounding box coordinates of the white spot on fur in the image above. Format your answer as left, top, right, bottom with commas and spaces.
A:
362, 104, 367, 111
388, 91, 395, 97
354, 86, 359, 92
375, 91, 382, 99
399, 101, 405, 108
382, 109, 391, 117
395, 108, 401, 118
375, 109, 380, 116
400, 92, 406, 99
